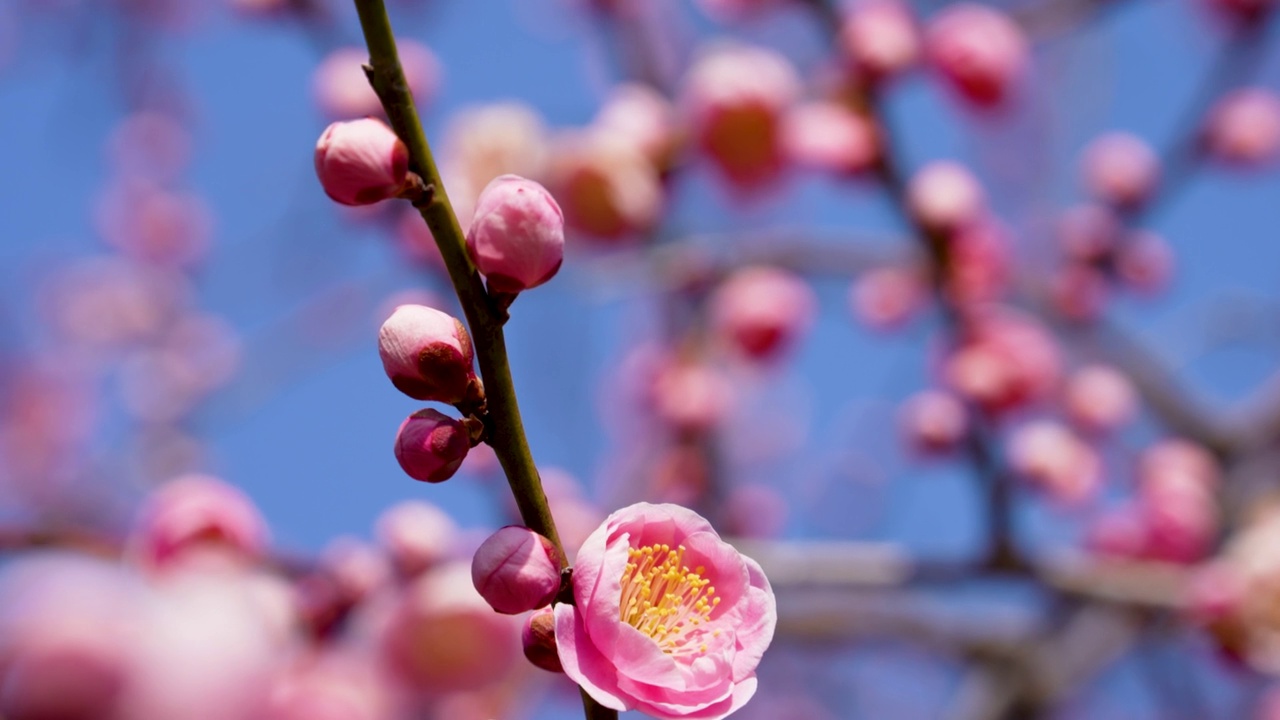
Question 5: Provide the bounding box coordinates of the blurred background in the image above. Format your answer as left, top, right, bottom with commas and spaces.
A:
2, 0, 1280, 717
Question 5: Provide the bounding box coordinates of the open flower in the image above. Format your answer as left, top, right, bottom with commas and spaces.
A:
555, 503, 775, 720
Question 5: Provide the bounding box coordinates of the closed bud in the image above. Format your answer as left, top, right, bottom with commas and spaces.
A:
1080, 132, 1160, 209
378, 304, 479, 404
130, 474, 269, 571
1204, 88, 1280, 166
907, 161, 985, 234
394, 409, 470, 483
471, 526, 561, 615
926, 4, 1027, 106
841, 0, 920, 82
465, 175, 565, 293
710, 266, 816, 361
521, 607, 563, 673
315, 118, 410, 206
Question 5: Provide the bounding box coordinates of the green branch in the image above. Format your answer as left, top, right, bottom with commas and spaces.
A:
350, 2, 617, 717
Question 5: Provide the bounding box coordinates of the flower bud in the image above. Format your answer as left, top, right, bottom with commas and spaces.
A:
130, 474, 269, 571
1080, 132, 1159, 209
841, 0, 920, 82
898, 389, 967, 455
783, 101, 879, 175
465, 175, 565, 293
1115, 230, 1174, 294
1064, 364, 1136, 434
393, 409, 471, 483
906, 161, 985, 234
314, 118, 410, 206
925, 4, 1027, 106
547, 131, 663, 242
851, 266, 924, 330
470, 526, 561, 615
521, 607, 563, 673
1204, 88, 1280, 166
710, 266, 816, 361
376, 500, 458, 578
1007, 420, 1101, 505
378, 304, 479, 404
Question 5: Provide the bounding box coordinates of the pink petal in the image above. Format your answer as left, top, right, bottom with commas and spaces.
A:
553, 604, 629, 711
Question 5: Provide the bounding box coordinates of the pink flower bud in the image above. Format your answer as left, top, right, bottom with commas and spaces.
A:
522, 607, 563, 673
1064, 364, 1137, 433
945, 219, 1011, 306
547, 131, 663, 242
377, 303, 478, 404
1204, 88, 1280, 165
470, 526, 562, 615
393, 409, 471, 483
1115, 230, 1174, 294
710, 266, 816, 361
1007, 420, 1101, 505
312, 42, 439, 119
465, 174, 565, 293
942, 306, 1060, 413
376, 500, 458, 578
682, 43, 800, 191
783, 101, 880, 175
1087, 505, 1147, 558
1080, 132, 1160, 209
841, 0, 920, 82
926, 4, 1027, 106
1057, 204, 1120, 262
906, 161, 985, 234
1048, 263, 1108, 321
130, 474, 269, 571
651, 362, 734, 433
899, 389, 967, 455
594, 83, 680, 170
315, 118, 410, 206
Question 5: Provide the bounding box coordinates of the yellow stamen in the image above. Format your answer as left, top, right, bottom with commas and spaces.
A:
618, 543, 719, 655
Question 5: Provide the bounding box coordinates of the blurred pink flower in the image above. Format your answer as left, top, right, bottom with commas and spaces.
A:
312, 42, 438, 119
841, 0, 920, 83
851, 266, 925, 330
129, 474, 270, 571
376, 500, 459, 579
1007, 420, 1102, 505
906, 160, 986, 234
1204, 88, 1280, 166
555, 502, 776, 719
898, 389, 967, 455
1080, 132, 1160, 209
1063, 364, 1137, 434
710, 266, 816, 361
942, 306, 1061, 413
926, 3, 1027, 106
547, 130, 663, 242
783, 101, 880, 175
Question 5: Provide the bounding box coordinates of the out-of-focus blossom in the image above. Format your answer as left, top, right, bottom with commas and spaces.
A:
393, 409, 471, 483
925, 4, 1027, 106
441, 103, 549, 209
315, 118, 410, 206
465, 174, 565, 293
1192, 508, 1280, 672
851, 265, 925, 330
39, 257, 191, 353
312, 42, 439, 119
722, 483, 788, 539
1080, 132, 1160, 209
129, 474, 270, 571
1115, 230, 1175, 294
783, 101, 879, 175
1007, 420, 1101, 505
380, 562, 520, 691
682, 43, 800, 192
471, 526, 562, 614
945, 219, 1011, 306
547, 130, 663, 242
378, 303, 479, 405
906, 160, 986, 234
841, 0, 920, 83
555, 503, 776, 719
1204, 88, 1280, 165
652, 362, 734, 434
107, 112, 192, 184
1047, 263, 1109, 321
262, 650, 402, 720
0, 556, 141, 720
594, 83, 681, 171
1063, 364, 1137, 434
898, 389, 967, 455
376, 500, 458, 579
942, 306, 1061, 413
1057, 204, 1120, 263
710, 266, 816, 361
1137, 440, 1219, 563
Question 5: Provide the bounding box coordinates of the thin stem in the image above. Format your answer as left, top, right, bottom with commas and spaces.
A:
352, 0, 563, 561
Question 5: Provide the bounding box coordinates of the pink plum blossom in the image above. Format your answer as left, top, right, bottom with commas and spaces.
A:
682, 43, 800, 192
554, 502, 776, 720
465, 174, 565, 293
1057, 204, 1120, 262
594, 83, 680, 170
107, 111, 191, 183
315, 118, 410, 206
441, 103, 549, 203
925, 4, 1027, 106
1115, 230, 1175, 294
942, 306, 1061, 413
1204, 88, 1280, 165
710, 266, 816, 361
944, 219, 1011, 306
312, 42, 438, 119
1080, 132, 1160, 209
129, 474, 269, 571
1048, 263, 1109, 321
783, 101, 880, 175
393, 409, 471, 483
377, 303, 479, 404
1007, 420, 1102, 505
840, 0, 920, 82
1063, 364, 1137, 433
898, 389, 968, 455
547, 130, 663, 242
471, 526, 562, 614
376, 500, 459, 578
906, 161, 986, 234
651, 362, 735, 433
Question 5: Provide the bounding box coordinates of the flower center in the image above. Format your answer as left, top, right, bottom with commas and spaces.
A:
618, 543, 721, 654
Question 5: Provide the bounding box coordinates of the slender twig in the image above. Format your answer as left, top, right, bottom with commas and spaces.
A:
349, 3, 614, 717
